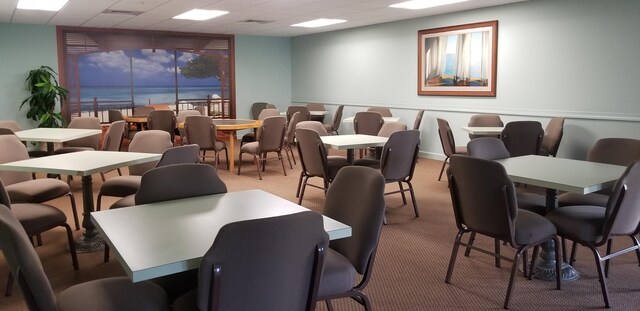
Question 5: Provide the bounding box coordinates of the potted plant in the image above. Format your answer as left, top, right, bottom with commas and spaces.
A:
20, 65, 68, 128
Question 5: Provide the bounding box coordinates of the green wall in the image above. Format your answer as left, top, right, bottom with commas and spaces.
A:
0, 24, 58, 129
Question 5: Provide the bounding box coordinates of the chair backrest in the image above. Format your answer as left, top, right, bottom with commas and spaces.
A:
500, 121, 544, 157
306, 103, 325, 111
0, 120, 22, 132
134, 106, 155, 116
541, 117, 564, 157
0, 135, 33, 185
265, 103, 277, 109
377, 122, 407, 137
296, 128, 330, 178
250, 102, 269, 119
64, 117, 101, 149
380, 130, 420, 181
0, 206, 57, 311
354, 111, 384, 136
587, 138, 640, 166
127, 130, 174, 176
367, 107, 392, 117
285, 112, 301, 144
286, 106, 310, 122
147, 110, 177, 143
176, 110, 201, 124
101, 120, 125, 151
468, 114, 503, 139
601, 160, 640, 243
184, 115, 218, 150
413, 110, 425, 130
0, 128, 15, 135
135, 163, 227, 205
467, 137, 510, 160
155, 144, 201, 167
296, 121, 328, 136
108, 110, 124, 122
324, 166, 386, 274
257, 108, 280, 120
330, 105, 344, 131
447, 155, 518, 245
436, 118, 456, 157
197, 211, 327, 311
257, 116, 287, 152
194, 106, 207, 116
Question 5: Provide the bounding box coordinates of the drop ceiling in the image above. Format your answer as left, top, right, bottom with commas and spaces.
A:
1, 0, 528, 37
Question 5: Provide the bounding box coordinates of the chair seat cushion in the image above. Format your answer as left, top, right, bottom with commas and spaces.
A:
214, 140, 226, 151
171, 288, 197, 311
100, 176, 142, 197
516, 192, 546, 215
318, 248, 356, 297
546, 205, 606, 244
240, 141, 260, 154
513, 209, 556, 246
110, 194, 135, 209
323, 123, 333, 132
6, 179, 70, 203
353, 158, 380, 169
558, 192, 609, 207
57, 277, 170, 311
327, 160, 352, 180
11, 203, 66, 234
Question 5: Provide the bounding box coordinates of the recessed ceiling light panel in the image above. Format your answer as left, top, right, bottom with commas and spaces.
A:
173, 9, 228, 21
17, 0, 69, 11
390, 0, 469, 10
291, 18, 346, 28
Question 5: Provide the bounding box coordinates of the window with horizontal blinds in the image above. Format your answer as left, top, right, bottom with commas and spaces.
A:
57, 27, 235, 121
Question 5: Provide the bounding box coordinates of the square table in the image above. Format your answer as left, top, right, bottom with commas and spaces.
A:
321, 134, 388, 163
342, 116, 400, 123
461, 126, 504, 136
15, 128, 102, 153
0, 150, 162, 252
91, 189, 352, 282
496, 155, 626, 281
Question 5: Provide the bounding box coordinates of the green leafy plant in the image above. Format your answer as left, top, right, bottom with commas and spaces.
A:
20, 65, 68, 128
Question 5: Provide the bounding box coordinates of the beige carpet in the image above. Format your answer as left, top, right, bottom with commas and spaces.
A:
1, 149, 639, 310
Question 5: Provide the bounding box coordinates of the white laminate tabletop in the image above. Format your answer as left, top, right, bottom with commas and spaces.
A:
91, 189, 352, 282
280, 111, 329, 116
461, 126, 504, 135
342, 116, 400, 123
496, 155, 626, 194
15, 128, 102, 143
321, 134, 388, 150
0, 151, 162, 176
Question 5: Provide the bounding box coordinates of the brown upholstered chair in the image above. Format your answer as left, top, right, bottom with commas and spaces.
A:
413, 109, 425, 130
283, 111, 303, 168
558, 138, 640, 207
446, 155, 560, 309
0, 120, 48, 158
172, 211, 328, 311
53, 117, 102, 154
0, 120, 22, 133
540, 117, 565, 157
317, 166, 386, 311
99, 120, 126, 182
175, 110, 201, 144
147, 110, 177, 144
436, 118, 467, 181
500, 121, 544, 157
250, 102, 270, 119
184, 115, 228, 169
108, 109, 124, 122
0, 179, 78, 296
0, 205, 170, 311
295, 128, 350, 204
238, 116, 288, 180
0, 135, 79, 230
354, 111, 385, 159
468, 114, 503, 139
366, 107, 392, 117
323, 105, 344, 135
546, 160, 640, 308
96, 130, 173, 211
286, 105, 310, 122
379, 130, 420, 218
241, 108, 280, 147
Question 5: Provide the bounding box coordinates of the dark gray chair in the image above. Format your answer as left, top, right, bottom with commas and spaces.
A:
0, 205, 170, 311
241, 108, 280, 147
413, 109, 425, 130
283, 111, 302, 168
238, 116, 288, 180
436, 118, 467, 181
184, 115, 228, 169
446, 155, 560, 309
324, 105, 344, 135
172, 211, 328, 311
286, 105, 311, 123
108, 109, 124, 123
250, 102, 270, 119
354, 111, 385, 159
147, 110, 177, 144
379, 130, 420, 218
366, 107, 392, 117
317, 166, 386, 311
295, 128, 350, 205
468, 114, 503, 139
546, 160, 640, 308
500, 121, 544, 157
540, 117, 565, 157
99, 120, 126, 182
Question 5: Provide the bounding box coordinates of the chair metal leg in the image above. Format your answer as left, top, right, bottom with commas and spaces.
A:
589, 247, 611, 308
445, 230, 464, 283
278, 151, 287, 176
438, 156, 450, 181
297, 176, 309, 205
407, 181, 419, 217
495, 239, 501, 268
325, 300, 334, 311
464, 232, 476, 257
254, 154, 262, 180
570, 241, 578, 265
528, 246, 541, 280
553, 237, 562, 290
62, 223, 79, 270
397, 181, 407, 204
504, 249, 524, 309
5, 272, 13, 297
605, 239, 613, 278
67, 192, 80, 230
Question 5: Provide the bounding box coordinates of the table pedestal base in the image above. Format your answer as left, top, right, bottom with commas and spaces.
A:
74, 235, 105, 253
533, 240, 579, 282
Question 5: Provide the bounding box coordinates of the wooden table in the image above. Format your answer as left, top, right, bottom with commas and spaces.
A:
0, 151, 162, 252
92, 189, 351, 282
15, 128, 102, 153
321, 134, 388, 163
496, 155, 626, 281
124, 115, 149, 131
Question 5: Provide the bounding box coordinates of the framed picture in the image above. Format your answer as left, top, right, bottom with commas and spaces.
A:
418, 20, 498, 96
